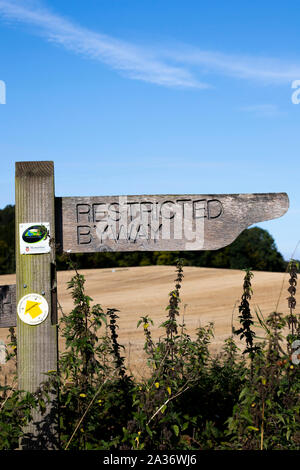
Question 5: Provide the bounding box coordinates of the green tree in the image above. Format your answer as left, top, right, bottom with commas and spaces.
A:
0, 205, 15, 274
223, 227, 286, 271
179, 227, 286, 272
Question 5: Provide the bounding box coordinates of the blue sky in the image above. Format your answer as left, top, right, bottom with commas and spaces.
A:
0, 0, 299, 260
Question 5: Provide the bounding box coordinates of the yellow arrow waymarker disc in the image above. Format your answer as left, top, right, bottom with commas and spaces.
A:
17, 294, 48, 325
24, 300, 43, 319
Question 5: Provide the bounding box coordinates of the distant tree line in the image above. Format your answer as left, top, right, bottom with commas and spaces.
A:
0, 204, 288, 275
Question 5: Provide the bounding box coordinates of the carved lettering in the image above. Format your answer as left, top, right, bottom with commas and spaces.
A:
92, 203, 107, 222
140, 201, 153, 214
76, 204, 91, 223
176, 199, 192, 217
126, 202, 139, 221
193, 200, 206, 218
160, 200, 176, 219
207, 199, 223, 219
60, 192, 288, 253
74, 197, 224, 247
108, 202, 120, 221
150, 221, 162, 240
77, 225, 92, 244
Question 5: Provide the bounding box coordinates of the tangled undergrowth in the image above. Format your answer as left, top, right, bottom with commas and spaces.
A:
0, 259, 299, 450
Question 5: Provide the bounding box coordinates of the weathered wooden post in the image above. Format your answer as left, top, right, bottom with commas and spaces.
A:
15, 161, 58, 449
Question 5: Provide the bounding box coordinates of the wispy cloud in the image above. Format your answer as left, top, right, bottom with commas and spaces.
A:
239, 104, 283, 117
0, 0, 300, 89
163, 48, 300, 85
0, 0, 207, 89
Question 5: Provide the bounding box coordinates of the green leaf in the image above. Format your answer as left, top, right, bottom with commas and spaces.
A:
247, 426, 259, 432
172, 424, 180, 436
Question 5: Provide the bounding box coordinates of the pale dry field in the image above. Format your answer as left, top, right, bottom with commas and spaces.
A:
0, 265, 292, 378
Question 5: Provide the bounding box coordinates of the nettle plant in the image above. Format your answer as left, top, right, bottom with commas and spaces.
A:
46, 263, 134, 450
0, 327, 38, 450
226, 262, 300, 450
49, 258, 248, 450
121, 259, 246, 450
0, 258, 299, 450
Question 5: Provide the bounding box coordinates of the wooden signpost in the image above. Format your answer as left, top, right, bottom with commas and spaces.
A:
0, 161, 289, 449
57, 192, 289, 253
15, 161, 58, 449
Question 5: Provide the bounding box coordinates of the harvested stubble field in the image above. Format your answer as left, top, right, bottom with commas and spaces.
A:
0, 265, 293, 378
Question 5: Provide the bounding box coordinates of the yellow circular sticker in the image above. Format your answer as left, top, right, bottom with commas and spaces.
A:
17, 294, 49, 326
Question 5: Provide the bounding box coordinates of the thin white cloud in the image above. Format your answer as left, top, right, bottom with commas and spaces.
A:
162, 48, 300, 85
0, 0, 299, 89
239, 104, 283, 117
0, 0, 207, 89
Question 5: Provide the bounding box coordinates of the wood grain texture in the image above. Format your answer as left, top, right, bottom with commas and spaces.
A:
15, 161, 58, 449
57, 192, 289, 253
0, 284, 16, 328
